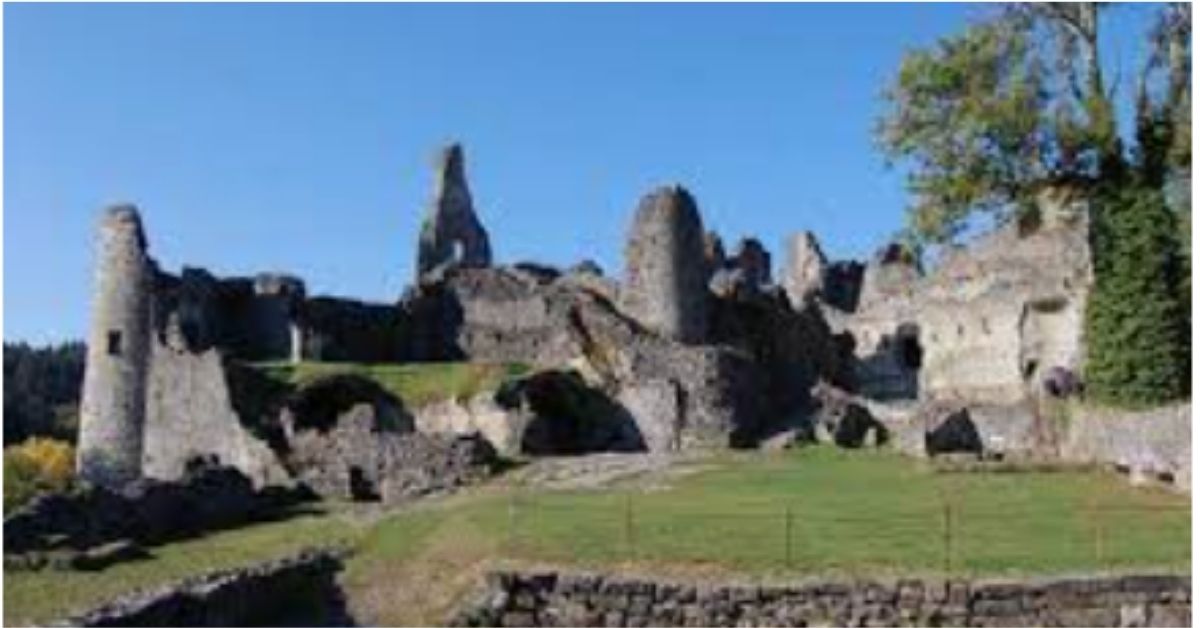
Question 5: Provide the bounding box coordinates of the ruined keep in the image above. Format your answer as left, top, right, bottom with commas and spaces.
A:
782, 230, 826, 308
416, 143, 492, 280
621, 185, 709, 344
74, 145, 1188, 496
78, 206, 154, 489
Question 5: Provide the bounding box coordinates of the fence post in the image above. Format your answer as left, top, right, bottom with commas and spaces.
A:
507, 491, 517, 554
942, 498, 952, 575
784, 506, 794, 568
624, 492, 635, 561
1093, 502, 1104, 566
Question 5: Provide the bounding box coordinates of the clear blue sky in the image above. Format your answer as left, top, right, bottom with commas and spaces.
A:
4, 3, 1158, 344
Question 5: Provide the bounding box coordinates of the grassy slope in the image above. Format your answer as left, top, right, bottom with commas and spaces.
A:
346, 447, 1190, 624
3, 508, 363, 626
6, 448, 1190, 626
254, 361, 531, 408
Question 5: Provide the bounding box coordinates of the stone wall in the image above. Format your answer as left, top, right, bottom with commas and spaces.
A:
413, 392, 531, 457
301, 296, 407, 363
58, 549, 350, 627
143, 338, 289, 487
403, 265, 776, 452
831, 190, 1092, 408
917, 217, 1091, 405
1063, 402, 1191, 492
920, 295, 1026, 405
451, 570, 1190, 628
78, 205, 154, 489
417, 143, 492, 279
4, 463, 306, 557
621, 185, 710, 345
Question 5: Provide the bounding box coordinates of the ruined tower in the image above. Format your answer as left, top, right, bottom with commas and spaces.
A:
77, 205, 154, 488
731, 237, 772, 287
415, 143, 492, 280
622, 185, 709, 344
782, 231, 827, 308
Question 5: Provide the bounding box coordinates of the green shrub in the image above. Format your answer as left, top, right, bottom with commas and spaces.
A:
1084, 184, 1190, 407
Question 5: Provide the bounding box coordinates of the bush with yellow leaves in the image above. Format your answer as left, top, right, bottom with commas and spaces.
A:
4, 437, 75, 511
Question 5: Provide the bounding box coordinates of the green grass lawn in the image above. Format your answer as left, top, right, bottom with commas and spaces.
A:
345, 447, 1189, 624
3, 507, 364, 626
496, 447, 1189, 576
5, 447, 1190, 626
253, 360, 531, 408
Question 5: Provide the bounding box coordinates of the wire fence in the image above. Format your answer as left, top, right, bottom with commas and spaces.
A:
497, 491, 1190, 575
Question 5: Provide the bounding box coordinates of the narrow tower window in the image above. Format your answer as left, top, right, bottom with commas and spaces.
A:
107, 330, 122, 356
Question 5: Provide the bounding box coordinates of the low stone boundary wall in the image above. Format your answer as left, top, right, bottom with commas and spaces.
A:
450, 570, 1190, 627
1064, 402, 1190, 492
56, 549, 351, 627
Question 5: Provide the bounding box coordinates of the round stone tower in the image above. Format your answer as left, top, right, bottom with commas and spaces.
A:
77, 205, 154, 489
621, 185, 709, 344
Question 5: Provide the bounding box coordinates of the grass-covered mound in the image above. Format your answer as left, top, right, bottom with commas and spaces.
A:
253, 361, 531, 409
6, 447, 1189, 626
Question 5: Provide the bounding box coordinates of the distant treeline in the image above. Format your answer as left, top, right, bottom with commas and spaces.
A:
4, 342, 86, 445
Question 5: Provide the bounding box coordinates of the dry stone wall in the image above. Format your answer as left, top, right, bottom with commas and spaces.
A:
57, 549, 350, 627
451, 570, 1191, 628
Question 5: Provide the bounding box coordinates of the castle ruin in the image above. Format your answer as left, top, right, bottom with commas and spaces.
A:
77, 206, 154, 489
74, 144, 1189, 495
416, 143, 492, 281
621, 185, 710, 345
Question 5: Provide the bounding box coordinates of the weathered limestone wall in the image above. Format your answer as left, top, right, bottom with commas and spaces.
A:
417, 143, 492, 279
78, 205, 155, 489
143, 337, 289, 487
621, 185, 710, 345
920, 296, 1026, 404
781, 231, 826, 309
835, 192, 1091, 409
845, 313, 922, 401
452, 570, 1191, 628
1063, 403, 1191, 492
412, 393, 532, 457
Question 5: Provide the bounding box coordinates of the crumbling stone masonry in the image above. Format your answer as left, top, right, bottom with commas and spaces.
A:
451, 570, 1191, 628
78, 205, 155, 489
620, 185, 710, 344
782, 230, 826, 308
58, 549, 352, 627
416, 143, 493, 280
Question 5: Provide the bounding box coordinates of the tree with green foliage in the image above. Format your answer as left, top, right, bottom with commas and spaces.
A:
878, 3, 1189, 242
878, 3, 1191, 407
1084, 184, 1189, 406
3, 341, 86, 445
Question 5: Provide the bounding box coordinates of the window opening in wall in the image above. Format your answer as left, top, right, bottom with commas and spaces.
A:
1023, 359, 1038, 380
899, 336, 923, 369
895, 323, 923, 370
452, 240, 466, 263
107, 330, 122, 356
349, 466, 380, 502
